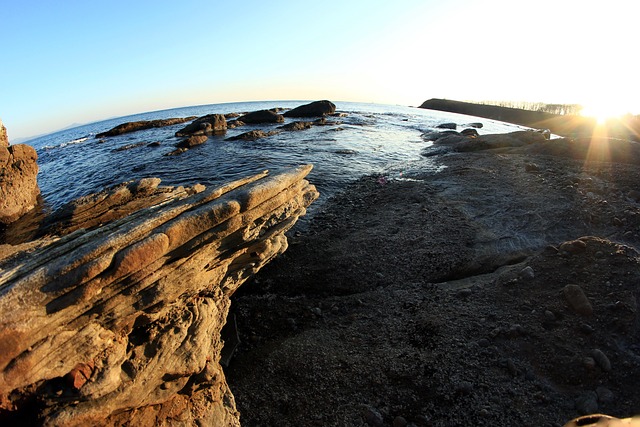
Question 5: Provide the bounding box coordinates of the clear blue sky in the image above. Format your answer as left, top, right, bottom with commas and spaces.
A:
1, 0, 637, 140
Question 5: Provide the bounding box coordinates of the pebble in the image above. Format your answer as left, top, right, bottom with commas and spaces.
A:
575, 392, 599, 415
478, 338, 490, 348
455, 381, 474, 395
592, 349, 612, 372
506, 358, 518, 376
596, 386, 614, 403
559, 239, 587, 254
310, 307, 322, 316
563, 284, 593, 316
393, 416, 408, 427
361, 406, 384, 427
583, 357, 596, 370
456, 288, 472, 299
580, 323, 595, 334
544, 310, 556, 321
519, 266, 535, 281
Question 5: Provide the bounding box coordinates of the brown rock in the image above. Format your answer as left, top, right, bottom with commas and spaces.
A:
563, 284, 593, 316
175, 114, 227, 137
176, 134, 208, 149
0, 120, 8, 147
0, 133, 40, 224
278, 121, 313, 131
0, 165, 318, 426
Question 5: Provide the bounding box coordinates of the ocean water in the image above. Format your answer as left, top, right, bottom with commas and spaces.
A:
27, 101, 529, 212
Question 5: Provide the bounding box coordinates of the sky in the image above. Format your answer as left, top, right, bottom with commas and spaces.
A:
1, 0, 638, 141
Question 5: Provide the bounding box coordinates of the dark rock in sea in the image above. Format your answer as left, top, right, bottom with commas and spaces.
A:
175, 114, 227, 137
460, 128, 479, 138
283, 100, 336, 118
224, 112, 243, 119
465, 122, 483, 128
237, 110, 284, 124
96, 117, 197, 138
113, 142, 147, 152
164, 147, 188, 156
147, 141, 161, 147
176, 135, 208, 149
436, 122, 457, 130
278, 121, 313, 131
226, 130, 280, 141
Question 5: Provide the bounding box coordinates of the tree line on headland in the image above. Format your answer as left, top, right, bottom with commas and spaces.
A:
419, 99, 640, 142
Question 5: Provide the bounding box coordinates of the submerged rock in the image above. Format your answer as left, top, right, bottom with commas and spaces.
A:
225, 130, 280, 141
0, 165, 319, 426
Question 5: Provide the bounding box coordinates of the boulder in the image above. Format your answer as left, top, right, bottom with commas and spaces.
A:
0, 165, 319, 426
96, 117, 197, 138
283, 100, 336, 118
176, 134, 208, 149
175, 114, 227, 137
237, 110, 284, 124
0, 126, 40, 225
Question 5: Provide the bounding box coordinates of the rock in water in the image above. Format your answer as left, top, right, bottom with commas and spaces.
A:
0, 123, 40, 224
283, 100, 336, 118
236, 110, 284, 124
95, 117, 197, 138
0, 165, 319, 426
175, 114, 227, 136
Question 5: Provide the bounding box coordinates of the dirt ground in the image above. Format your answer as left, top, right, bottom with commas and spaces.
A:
225, 147, 640, 426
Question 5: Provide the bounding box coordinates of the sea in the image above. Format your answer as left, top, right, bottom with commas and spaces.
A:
26, 101, 530, 214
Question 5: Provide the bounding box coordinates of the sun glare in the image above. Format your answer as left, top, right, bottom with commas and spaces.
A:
580, 103, 628, 124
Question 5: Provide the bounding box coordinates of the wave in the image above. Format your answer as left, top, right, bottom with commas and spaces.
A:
43, 135, 91, 150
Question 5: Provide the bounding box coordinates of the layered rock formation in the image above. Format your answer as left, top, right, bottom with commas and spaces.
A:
0, 165, 318, 426
0, 122, 40, 225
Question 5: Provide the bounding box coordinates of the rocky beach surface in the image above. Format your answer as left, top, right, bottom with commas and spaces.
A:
1, 103, 640, 426
227, 131, 640, 426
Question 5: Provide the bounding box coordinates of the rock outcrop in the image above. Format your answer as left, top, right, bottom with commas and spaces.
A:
283, 100, 336, 118
0, 123, 40, 225
175, 114, 227, 137
0, 165, 318, 426
0, 120, 8, 147
96, 117, 197, 138
236, 110, 284, 124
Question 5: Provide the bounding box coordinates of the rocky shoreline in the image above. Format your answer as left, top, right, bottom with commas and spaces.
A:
2, 103, 640, 425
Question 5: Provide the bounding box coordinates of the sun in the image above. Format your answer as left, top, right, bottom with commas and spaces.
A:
580, 102, 632, 125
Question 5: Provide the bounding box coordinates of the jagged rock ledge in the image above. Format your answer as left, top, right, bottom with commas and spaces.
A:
0, 165, 318, 426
